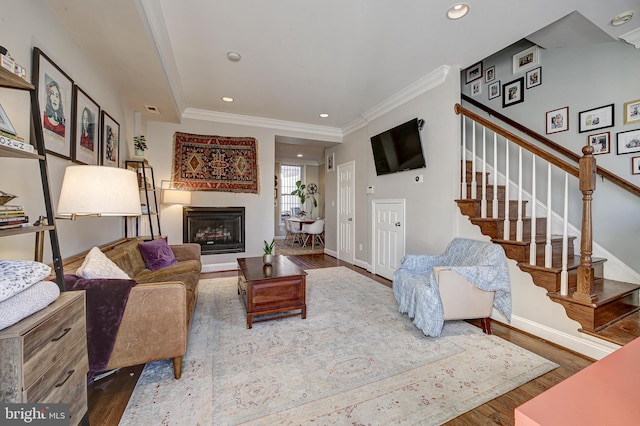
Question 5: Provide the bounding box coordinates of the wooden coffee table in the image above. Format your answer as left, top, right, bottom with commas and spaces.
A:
237, 256, 307, 329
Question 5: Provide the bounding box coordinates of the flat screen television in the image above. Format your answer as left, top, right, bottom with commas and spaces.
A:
370, 118, 426, 176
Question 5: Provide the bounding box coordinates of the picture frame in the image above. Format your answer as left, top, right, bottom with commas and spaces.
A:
623, 99, 640, 125
525, 67, 541, 89
72, 86, 100, 165
512, 45, 540, 74
33, 47, 74, 159
488, 81, 501, 100
502, 77, 524, 108
546, 106, 569, 134
484, 66, 495, 83
616, 129, 640, 155
579, 104, 614, 133
587, 131, 610, 155
632, 156, 640, 175
101, 111, 120, 167
326, 152, 335, 172
471, 80, 482, 97
0, 103, 17, 135
465, 61, 483, 84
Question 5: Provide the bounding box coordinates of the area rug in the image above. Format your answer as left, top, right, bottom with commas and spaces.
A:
119, 267, 557, 425
273, 239, 324, 255
171, 131, 259, 193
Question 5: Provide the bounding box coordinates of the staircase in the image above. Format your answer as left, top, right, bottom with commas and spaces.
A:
455, 102, 640, 347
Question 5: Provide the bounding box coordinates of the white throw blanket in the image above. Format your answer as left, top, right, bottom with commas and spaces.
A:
393, 238, 511, 337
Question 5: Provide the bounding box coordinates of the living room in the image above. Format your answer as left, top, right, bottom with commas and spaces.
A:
1, 0, 640, 424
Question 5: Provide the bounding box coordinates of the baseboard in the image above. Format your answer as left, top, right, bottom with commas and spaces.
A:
354, 258, 370, 271
324, 248, 338, 258
202, 262, 238, 273
508, 315, 619, 360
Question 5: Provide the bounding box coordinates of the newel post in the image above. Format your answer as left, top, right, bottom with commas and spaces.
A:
573, 145, 597, 304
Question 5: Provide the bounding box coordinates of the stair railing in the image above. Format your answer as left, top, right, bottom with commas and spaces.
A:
455, 103, 597, 302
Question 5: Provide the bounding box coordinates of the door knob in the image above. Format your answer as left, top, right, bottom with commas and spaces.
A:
348, 218, 353, 221
395, 222, 401, 227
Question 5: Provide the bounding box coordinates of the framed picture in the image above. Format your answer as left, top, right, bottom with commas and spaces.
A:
0, 103, 17, 135
579, 104, 614, 133
33, 47, 74, 159
526, 67, 542, 89
72, 86, 100, 165
101, 111, 120, 167
484, 66, 495, 83
623, 99, 640, 125
616, 129, 640, 155
471, 80, 482, 97
632, 156, 640, 175
512, 45, 540, 74
546, 106, 569, 134
465, 61, 482, 84
587, 131, 610, 155
502, 77, 524, 108
326, 152, 335, 172
488, 81, 500, 100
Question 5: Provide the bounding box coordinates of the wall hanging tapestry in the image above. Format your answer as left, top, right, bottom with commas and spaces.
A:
171, 132, 259, 193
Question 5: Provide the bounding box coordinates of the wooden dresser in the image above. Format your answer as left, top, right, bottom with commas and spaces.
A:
0, 291, 89, 425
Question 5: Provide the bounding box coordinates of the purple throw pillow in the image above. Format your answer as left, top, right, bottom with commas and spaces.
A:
138, 238, 178, 271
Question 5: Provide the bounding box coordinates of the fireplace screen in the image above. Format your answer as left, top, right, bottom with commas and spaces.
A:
183, 207, 245, 254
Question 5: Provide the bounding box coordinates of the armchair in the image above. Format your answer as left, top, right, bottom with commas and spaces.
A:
393, 238, 511, 337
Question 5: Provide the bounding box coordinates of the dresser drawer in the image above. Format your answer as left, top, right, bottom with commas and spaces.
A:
23, 293, 86, 388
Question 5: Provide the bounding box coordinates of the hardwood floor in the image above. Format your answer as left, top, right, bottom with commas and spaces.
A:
87, 253, 594, 425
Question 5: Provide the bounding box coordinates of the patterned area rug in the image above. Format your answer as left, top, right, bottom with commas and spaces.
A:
120, 267, 557, 425
273, 239, 324, 255
171, 132, 258, 193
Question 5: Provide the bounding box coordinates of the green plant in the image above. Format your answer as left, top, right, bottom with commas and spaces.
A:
263, 238, 275, 255
290, 180, 319, 210
134, 135, 148, 151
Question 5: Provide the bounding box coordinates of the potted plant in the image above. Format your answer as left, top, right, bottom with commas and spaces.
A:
290, 180, 319, 217
263, 238, 275, 265
133, 135, 147, 157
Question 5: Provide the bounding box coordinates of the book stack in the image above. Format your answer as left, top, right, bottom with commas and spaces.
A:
0, 131, 34, 154
0, 204, 29, 230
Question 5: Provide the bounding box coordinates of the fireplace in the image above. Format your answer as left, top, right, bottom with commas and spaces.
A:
183, 207, 245, 254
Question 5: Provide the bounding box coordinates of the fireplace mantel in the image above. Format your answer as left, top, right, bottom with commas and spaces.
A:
183, 207, 245, 255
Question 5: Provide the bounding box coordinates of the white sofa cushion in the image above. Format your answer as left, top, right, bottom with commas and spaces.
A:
76, 247, 130, 279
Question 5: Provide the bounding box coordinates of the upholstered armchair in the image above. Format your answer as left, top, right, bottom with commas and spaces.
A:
392, 238, 511, 337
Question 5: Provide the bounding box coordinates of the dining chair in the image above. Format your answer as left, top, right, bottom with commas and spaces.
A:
302, 219, 324, 249
286, 219, 304, 246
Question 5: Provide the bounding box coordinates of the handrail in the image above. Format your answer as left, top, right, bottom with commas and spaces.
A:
460, 94, 640, 198
455, 103, 579, 178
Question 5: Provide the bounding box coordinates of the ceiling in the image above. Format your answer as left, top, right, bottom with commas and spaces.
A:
45, 0, 639, 164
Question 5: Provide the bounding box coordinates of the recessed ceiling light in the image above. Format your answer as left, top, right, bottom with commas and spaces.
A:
297, 154, 303, 158
227, 51, 241, 62
447, 3, 469, 20
222, 96, 234, 102
611, 11, 634, 26
319, 113, 329, 118
145, 105, 160, 114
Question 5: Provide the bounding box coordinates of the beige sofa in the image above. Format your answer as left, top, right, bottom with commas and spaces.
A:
61, 238, 201, 379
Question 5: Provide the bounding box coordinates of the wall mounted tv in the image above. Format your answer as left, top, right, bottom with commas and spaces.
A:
370, 118, 426, 176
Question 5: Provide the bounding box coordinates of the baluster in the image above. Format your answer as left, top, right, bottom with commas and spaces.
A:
471, 122, 477, 199
481, 127, 487, 218
529, 154, 537, 265
574, 145, 597, 303
461, 116, 467, 199
545, 163, 552, 268
516, 147, 523, 242
560, 173, 569, 296
503, 141, 510, 240
492, 132, 498, 219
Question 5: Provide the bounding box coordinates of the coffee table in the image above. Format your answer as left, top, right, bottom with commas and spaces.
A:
237, 256, 307, 329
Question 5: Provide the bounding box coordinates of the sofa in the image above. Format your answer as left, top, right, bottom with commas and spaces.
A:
61, 237, 201, 379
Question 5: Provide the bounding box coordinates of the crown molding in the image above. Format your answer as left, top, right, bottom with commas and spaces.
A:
620, 27, 640, 48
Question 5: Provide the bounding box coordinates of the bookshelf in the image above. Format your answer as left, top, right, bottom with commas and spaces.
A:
125, 159, 161, 240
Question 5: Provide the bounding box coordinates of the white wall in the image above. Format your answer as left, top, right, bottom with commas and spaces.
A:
0, 0, 131, 262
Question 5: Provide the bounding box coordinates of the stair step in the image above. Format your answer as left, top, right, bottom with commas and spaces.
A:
469, 216, 548, 240
456, 199, 527, 219
494, 235, 576, 265
581, 311, 640, 346
518, 256, 605, 293
462, 183, 506, 200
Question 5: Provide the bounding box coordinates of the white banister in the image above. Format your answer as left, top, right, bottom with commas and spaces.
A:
471, 122, 477, 199
545, 163, 553, 268
461, 116, 467, 199
503, 141, 510, 240
560, 173, 569, 295
529, 155, 537, 265
492, 132, 498, 219
481, 127, 487, 218
516, 147, 523, 242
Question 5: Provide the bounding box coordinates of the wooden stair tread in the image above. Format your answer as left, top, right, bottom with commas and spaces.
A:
518, 256, 606, 273
548, 279, 640, 307
580, 311, 640, 346
493, 234, 575, 246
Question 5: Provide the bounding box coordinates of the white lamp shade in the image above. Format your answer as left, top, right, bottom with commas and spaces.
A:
57, 165, 142, 218
162, 188, 191, 204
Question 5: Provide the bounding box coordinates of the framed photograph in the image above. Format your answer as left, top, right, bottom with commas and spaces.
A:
632, 156, 640, 175
546, 106, 569, 134
616, 129, 640, 155
512, 45, 540, 74
72, 86, 100, 165
623, 99, 640, 125
587, 131, 610, 155
326, 152, 335, 172
502, 77, 524, 108
465, 61, 482, 84
526, 67, 542, 89
471, 80, 482, 97
484, 66, 495, 83
0, 103, 17, 135
579, 104, 614, 133
101, 111, 120, 167
33, 47, 74, 159
488, 81, 501, 100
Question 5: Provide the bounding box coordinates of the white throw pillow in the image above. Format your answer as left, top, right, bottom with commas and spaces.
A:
0, 260, 52, 303
76, 247, 130, 280
0, 280, 60, 330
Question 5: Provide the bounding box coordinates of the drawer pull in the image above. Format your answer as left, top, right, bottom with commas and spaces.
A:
51, 327, 71, 342
55, 369, 75, 388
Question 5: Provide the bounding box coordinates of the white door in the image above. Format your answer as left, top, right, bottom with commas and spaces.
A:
372, 199, 405, 280
337, 161, 355, 264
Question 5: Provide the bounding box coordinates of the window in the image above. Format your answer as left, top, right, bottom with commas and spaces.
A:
280, 164, 302, 223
